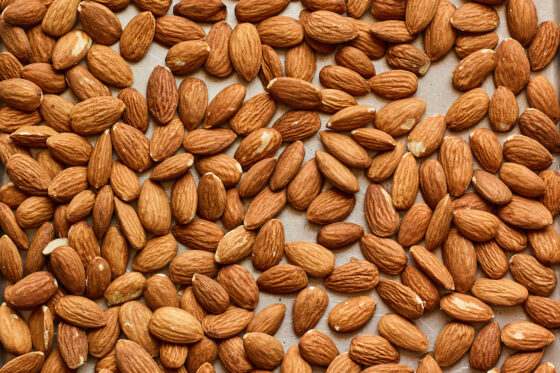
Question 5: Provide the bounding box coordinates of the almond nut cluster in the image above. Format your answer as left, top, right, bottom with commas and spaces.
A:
0, 0, 559, 371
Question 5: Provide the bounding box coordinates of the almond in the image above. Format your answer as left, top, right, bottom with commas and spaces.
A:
434, 322, 475, 367
509, 254, 557, 296
472, 169, 512, 205
120, 11, 155, 62
470, 278, 528, 306
247, 303, 285, 334
450, 3, 499, 33
202, 306, 254, 339
369, 70, 418, 99
273, 110, 321, 141
320, 65, 370, 96
376, 279, 424, 319
257, 264, 308, 294
285, 241, 335, 278
529, 21, 560, 71
506, 0, 537, 46
494, 38, 530, 94
370, 20, 413, 43
501, 321, 554, 351
469, 322, 501, 371
229, 23, 262, 81
323, 260, 378, 293
327, 105, 376, 131
349, 334, 399, 366
377, 313, 428, 352
375, 97, 425, 137
439, 136, 473, 196
518, 108, 560, 152
78, 1, 122, 45
251, 218, 284, 271
204, 21, 233, 78
328, 296, 376, 333
292, 286, 329, 336
424, 0, 456, 61
446, 88, 490, 131
267, 77, 321, 109
364, 183, 399, 237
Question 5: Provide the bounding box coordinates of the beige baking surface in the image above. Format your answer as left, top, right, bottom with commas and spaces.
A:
1, 0, 560, 371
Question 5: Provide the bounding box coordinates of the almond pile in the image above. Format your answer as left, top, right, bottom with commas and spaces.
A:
0, 0, 559, 371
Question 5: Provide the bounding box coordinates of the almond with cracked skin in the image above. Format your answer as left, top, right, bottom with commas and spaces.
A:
375, 97, 425, 137
364, 183, 400, 237
442, 228, 476, 293
440, 293, 494, 323
57, 321, 88, 369
401, 265, 440, 312
51, 30, 92, 70
434, 321, 475, 367
407, 114, 445, 158
377, 313, 428, 352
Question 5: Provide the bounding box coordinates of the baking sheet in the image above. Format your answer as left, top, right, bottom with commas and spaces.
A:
1, 0, 560, 371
